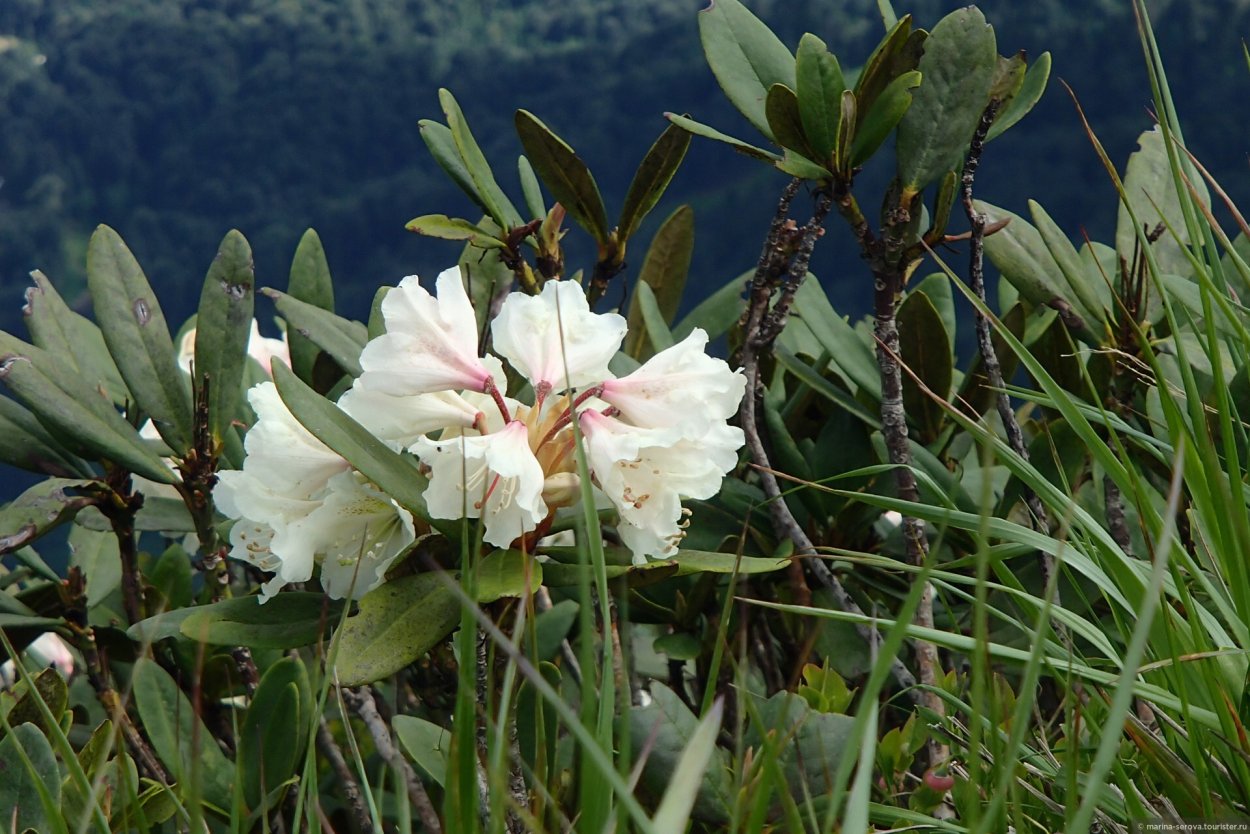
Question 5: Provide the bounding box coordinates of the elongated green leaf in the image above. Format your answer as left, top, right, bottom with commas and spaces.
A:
131, 658, 233, 808
986, 51, 1051, 142
896, 7, 997, 195
5, 668, 68, 735
178, 594, 342, 649
75, 496, 195, 535
23, 270, 128, 406
420, 120, 488, 217
68, 524, 122, 619
87, 225, 193, 452
672, 270, 748, 342
333, 571, 461, 686
0, 722, 61, 833
239, 656, 311, 809
897, 289, 952, 443
476, 549, 542, 604
0, 334, 175, 483
776, 149, 832, 180
764, 83, 814, 159
853, 15, 925, 114
654, 699, 724, 832
619, 123, 692, 242
1029, 199, 1108, 327
664, 114, 781, 163
442, 89, 523, 230
263, 288, 365, 378
395, 715, 451, 787
405, 214, 506, 249
515, 110, 610, 246
850, 69, 921, 168
633, 282, 675, 354
194, 230, 255, 439
626, 206, 694, 358
271, 362, 432, 521
698, 0, 795, 141
286, 229, 336, 385
517, 155, 546, 220
795, 34, 843, 162
0, 478, 105, 556
0, 396, 90, 478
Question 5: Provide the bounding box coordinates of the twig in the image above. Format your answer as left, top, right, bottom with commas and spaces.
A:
342, 687, 442, 834
317, 717, 372, 834
960, 101, 1060, 598
737, 179, 919, 697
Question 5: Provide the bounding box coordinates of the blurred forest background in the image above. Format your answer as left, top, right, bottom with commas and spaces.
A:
1, 0, 1248, 336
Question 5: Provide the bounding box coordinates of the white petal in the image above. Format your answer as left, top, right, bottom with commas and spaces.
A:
359, 269, 501, 395
492, 280, 625, 391
247, 320, 290, 374
238, 382, 349, 500
338, 383, 481, 452
600, 329, 746, 435
303, 473, 416, 599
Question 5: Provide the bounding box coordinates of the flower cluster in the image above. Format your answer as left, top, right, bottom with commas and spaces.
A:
215, 268, 745, 600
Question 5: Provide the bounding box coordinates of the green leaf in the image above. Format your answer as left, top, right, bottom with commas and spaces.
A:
795, 34, 844, 162
476, 550, 542, 604
286, 229, 336, 385
23, 270, 128, 407
626, 205, 694, 359
0, 478, 105, 557
125, 607, 200, 644
367, 287, 390, 342
86, 225, 193, 452
986, 52, 1050, 142
518, 155, 546, 220
672, 549, 790, 576
653, 699, 724, 832
68, 524, 121, 616
74, 496, 195, 535
664, 114, 781, 163
0, 722, 61, 833
633, 282, 675, 354
420, 121, 490, 219
653, 632, 702, 661
975, 201, 1097, 342
271, 362, 434, 522
764, 83, 814, 160
394, 715, 451, 787
924, 169, 960, 243
333, 571, 461, 686
628, 683, 733, 823
5, 667, 68, 735
149, 542, 193, 611
849, 69, 921, 168
1029, 199, 1108, 328
897, 289, 953, 443
895, 7, 997, 195
0, 334, 175, 483
515, 110, 610, 246
672, 270, 748, 343
441, 89, 523, 230
194, 229, 255, 440
458, 236, 515, 336
178, 594, 342, 650
263, 288, 366, 378
697, 0, 795, 141
239, 656, 311, 810
835, 89, 857, 173
618, 123, 692, 243
776, 149, 832, 180
0, 396, 90, 478
744, 692, 856, 799
853, 15, 924, 117
535, 600, 578, 661
131, 658, 233, 808
405, 214, 506, 249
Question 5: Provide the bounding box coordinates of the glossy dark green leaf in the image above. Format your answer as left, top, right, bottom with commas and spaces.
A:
0, 478, 105, 557
239, 656, 311, 809
698, 0, 795, 141
0, 334, 176, 483
441, 89, 523, 230
853, 15, 925, 116
664, 114, 781, 163
23, 270, 128, 406
286, 229, 336, 385
405, 214, 506, 249
131, 657, 233, 808
263, 288, 365, 378
0, 722, 60, 833
476, 549, 542, 604
271, 362, 440, 528
333, 571, 461, 686
625, 206, 693, 359
849, 69, 920, 168
896, 7, 997, 195
795, 34, 843, 162
910, 274, 956, 351
515, 110, 610, 246
395, 715, 451, 787
0, 396, 91, 478
619, 123, 692, 242
194, 229, 255, 440
898, 289, 953, 443
179, 593, 342, 649
518, 155, 546, 220
986, 52, 1051, 142
764, 83, 814, 159
86, 225, 193, 452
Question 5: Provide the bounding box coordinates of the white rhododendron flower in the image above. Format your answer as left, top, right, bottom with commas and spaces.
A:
350, 267, 745, 563
215, 383, 414, 601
